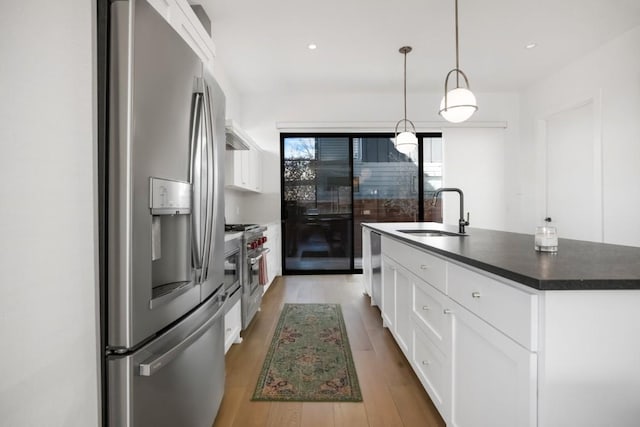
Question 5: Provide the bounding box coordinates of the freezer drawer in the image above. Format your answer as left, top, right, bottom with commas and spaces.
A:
108, 293, 226, 427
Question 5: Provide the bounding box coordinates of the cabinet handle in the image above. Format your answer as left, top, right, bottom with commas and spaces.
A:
420, 264, 429, 270
422, 360, 430, 366
443, 309, 452, 315
471, 291, 481, 298
422, 306, 430, 311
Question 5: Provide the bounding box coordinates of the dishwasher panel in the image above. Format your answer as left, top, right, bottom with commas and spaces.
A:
371, 231, 382, 307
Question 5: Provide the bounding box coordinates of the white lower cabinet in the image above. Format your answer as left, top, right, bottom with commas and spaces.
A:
411, 271, 452, 419
394, 266, 412, 356
224, 298, 242, 354
381, 235, 537, 427
381, 256, 396, 330
381, 255, 412, 357
413, 322, 450, 417
263, 223, 281, 289
375, 233, 640, 426
449, 299, 537, 427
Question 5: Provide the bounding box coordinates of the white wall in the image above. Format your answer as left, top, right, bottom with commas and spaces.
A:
442, 128, 508, 231
519, 25, 640, 247
237, 90, 520, 228
0, 2, 100, 426
223, 189, 247, 223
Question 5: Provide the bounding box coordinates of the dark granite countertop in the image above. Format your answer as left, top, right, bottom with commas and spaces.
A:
363, 222, 640, 291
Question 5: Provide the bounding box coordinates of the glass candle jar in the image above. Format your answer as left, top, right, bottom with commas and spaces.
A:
535, 225, 558, 253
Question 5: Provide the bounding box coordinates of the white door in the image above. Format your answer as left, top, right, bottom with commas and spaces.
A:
544, 100, 602, 242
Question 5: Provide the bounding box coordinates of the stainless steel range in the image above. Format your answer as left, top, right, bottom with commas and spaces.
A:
225, 224, 269, 328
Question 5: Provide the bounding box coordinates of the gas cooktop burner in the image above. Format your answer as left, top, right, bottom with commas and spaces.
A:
225, 223, 258, 232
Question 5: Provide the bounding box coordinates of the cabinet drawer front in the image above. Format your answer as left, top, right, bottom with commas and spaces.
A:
448, 263, 538, 351
413, 323, 448, 413
383, 237, 447, 293
413, 280, 449, 352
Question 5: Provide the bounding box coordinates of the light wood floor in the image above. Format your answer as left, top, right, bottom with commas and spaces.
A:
212, 275, 446, 427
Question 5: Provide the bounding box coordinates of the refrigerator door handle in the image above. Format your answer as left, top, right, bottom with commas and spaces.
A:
208, 81, 222, 282
139, 294, 228, 377
189, 91, 204, 271
199, 83, 215, 282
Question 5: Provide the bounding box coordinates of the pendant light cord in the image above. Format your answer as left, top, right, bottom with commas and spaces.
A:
455, 0, 460, 87
403, 50, 407, 132
439, 0, 477, 121
396, 45, 415, 139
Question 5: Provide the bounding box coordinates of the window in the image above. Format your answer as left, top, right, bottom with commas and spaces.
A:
359, 137, 412, 163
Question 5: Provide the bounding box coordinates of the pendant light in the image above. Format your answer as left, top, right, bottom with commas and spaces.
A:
439, 0, 478, 123
394, 46, 418, 154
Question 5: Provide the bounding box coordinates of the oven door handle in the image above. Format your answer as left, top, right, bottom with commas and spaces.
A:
224, 248, 240, 258
249, 248, 270, 265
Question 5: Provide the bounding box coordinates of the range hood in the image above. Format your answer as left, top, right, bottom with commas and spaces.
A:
225, 120, 251, 150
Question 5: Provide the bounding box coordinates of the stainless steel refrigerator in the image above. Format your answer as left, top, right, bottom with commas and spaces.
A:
103, 1, 227, 425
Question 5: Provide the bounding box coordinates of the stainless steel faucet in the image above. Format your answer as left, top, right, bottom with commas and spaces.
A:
432, 188, 470, 234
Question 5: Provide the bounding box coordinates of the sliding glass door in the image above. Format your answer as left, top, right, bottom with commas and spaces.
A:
282, 136, 352, 272
281, 133, 442, 274
352, 136, 418, 268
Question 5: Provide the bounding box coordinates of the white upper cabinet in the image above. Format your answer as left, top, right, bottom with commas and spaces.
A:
249, 148, 263, 193
225, 148, 263, 192
146, 0, 216, 70
224, 120, 263, 192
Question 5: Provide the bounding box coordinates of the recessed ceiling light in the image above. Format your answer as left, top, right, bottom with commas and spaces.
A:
525, 43, 537, 49
307, 43, 317, 50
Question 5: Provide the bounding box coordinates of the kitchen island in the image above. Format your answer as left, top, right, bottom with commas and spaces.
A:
362, 222, 640, 427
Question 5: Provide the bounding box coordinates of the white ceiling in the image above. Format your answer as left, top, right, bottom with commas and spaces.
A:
197, 0, 640, 95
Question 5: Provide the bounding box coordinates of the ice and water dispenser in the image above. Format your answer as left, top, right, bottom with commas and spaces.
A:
149, 177, 192, 304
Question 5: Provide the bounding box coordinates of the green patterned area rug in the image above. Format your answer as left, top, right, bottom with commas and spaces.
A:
252, 303, 362, 402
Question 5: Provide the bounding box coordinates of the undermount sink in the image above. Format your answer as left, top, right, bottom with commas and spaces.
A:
397, 229, 468, 237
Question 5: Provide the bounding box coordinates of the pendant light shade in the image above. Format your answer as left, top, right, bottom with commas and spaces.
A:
395, 129, 418, 154
439, 86, 477, 123
394, 46, 417, 154
439, 0, 477, 123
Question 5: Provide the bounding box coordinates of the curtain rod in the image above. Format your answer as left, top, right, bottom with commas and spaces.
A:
275, 121, 508, 132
